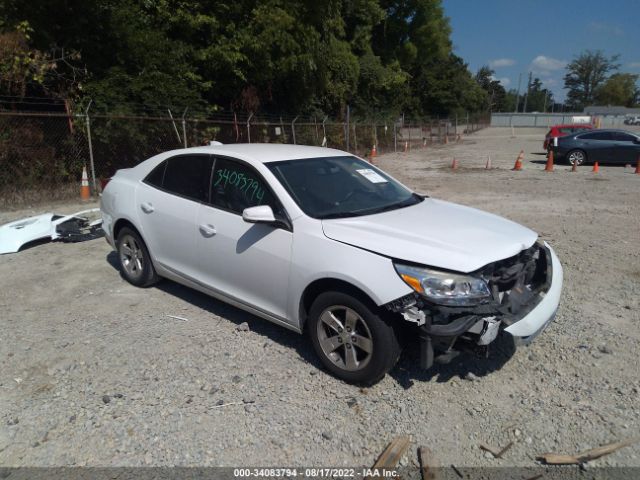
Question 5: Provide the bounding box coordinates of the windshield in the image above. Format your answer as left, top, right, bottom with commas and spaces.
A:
267, 156, 422, 219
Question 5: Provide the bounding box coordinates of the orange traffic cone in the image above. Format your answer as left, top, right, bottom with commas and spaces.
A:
80, 166, 90, 200
512, 150, 524, 171
571, 160, 578, 172
544, 150, 554, 172
485, 155, 492, 170
451, 158, 458, 170
370, 144, 377, 159
635, 156, 640, 174
592, 162, 599, 173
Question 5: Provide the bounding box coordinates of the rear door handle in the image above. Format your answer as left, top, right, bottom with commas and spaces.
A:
199, 224, 217, 237
141, 202, 154, 213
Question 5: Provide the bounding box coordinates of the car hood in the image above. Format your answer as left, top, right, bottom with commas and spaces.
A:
321, 198, 538, 273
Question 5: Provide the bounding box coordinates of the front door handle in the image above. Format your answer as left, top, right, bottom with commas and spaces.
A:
199, 224, 217, 237
141, 202, 154, 213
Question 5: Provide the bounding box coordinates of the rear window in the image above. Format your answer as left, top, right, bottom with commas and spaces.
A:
144, 154, 214, 203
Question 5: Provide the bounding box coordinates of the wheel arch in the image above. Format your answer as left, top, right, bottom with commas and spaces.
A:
298, 278, 379, 332
113, 218, 144, 243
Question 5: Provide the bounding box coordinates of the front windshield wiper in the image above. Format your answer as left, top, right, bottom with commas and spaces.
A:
359, 194, 423, 216
320, 211, 363, 219
320, 194, 422, 220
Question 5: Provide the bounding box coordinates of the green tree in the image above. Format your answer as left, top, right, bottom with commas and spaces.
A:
1, 0, 486, 118
594, 73, 639, 107
475, 66, 507, 112
374, 0, 485, 116
524, 78, 554, 112
564, 50, 619, 110
0, 20, 82, 100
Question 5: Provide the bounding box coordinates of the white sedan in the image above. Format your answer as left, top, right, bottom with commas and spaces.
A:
100, 144, 563, 384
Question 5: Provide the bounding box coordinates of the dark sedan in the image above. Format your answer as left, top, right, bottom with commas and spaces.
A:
551, 129, 640, 166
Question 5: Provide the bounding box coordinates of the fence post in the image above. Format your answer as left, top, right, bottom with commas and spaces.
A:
466, 111, 469, 133
84, 100, 97, 194
313, 116, 319, 145
393, 121, 397, 152
353, 121, 357, 154
291, 116, 299, 145
246, 113, 253, 143
373, 124, 378, 150
167, 109, 182, 145
181, 108, 188, 148
280, 116, 287, 143
345, 104, 350, 151
321, 116, 328, 147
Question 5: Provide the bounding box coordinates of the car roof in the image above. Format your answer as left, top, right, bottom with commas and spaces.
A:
551, 124, 593, 129
128, 143, 356, 179
172, 143, 351, 163
576, 128, 636, 134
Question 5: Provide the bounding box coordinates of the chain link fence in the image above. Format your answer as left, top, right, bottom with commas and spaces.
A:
0, 110, 489, 204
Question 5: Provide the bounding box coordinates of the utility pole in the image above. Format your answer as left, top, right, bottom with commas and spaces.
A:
522, 72, 532, 113
514, 73, 522, 113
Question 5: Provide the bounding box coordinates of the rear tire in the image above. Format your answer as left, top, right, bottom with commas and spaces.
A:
116, 227, 159, 287
308, 291, 401, 385
566, 149, 587, 166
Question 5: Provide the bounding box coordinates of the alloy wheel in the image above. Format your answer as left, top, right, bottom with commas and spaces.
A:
316, 306, 373, 371
119, 234, 144, 280
568, 150, 585, 166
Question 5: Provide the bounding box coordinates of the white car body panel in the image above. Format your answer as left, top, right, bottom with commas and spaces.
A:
322, 198, 538, 273
194, 203, 293, 323
287, 216, 413, 328
136, 185, 200, 279
504, 242, 563, 338
0, 209, 100, 254
100, 144, 562, 345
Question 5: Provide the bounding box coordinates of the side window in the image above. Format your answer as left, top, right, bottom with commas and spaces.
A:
579, 132, 612, 141
210, 158, 282, 215
144, 161, 166, 188
614, 132, 636, 142
162, 155, 213, 202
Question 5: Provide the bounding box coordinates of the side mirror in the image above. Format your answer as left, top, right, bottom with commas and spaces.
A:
242, 205, 276, 224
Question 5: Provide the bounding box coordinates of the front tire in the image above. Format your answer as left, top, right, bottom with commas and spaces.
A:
308, 291, 401, 385
116, 227, 159, 287
566, 149, 587, 166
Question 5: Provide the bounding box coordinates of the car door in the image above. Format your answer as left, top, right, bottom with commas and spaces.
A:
195, 156, 293, 323
137, 154, 213, 279
611, 132, 640, 164
577, 131, 614, 162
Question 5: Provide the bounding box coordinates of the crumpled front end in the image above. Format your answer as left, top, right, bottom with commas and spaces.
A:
385, 241, 563, 369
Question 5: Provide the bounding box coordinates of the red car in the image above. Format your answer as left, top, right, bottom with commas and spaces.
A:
544, 124, 594, 150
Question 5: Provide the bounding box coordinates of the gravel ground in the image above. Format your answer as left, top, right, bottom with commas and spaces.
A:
1, 127, 639, 470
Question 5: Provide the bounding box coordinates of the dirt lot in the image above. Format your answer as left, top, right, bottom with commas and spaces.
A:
1, 127, 639, 470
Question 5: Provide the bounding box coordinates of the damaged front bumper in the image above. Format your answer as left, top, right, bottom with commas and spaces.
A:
386, 241, 563, 369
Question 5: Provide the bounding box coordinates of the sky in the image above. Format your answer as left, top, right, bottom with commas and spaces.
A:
442, 0, 640, 102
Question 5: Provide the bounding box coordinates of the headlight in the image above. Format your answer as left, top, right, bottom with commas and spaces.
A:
394, 263, 491, 306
